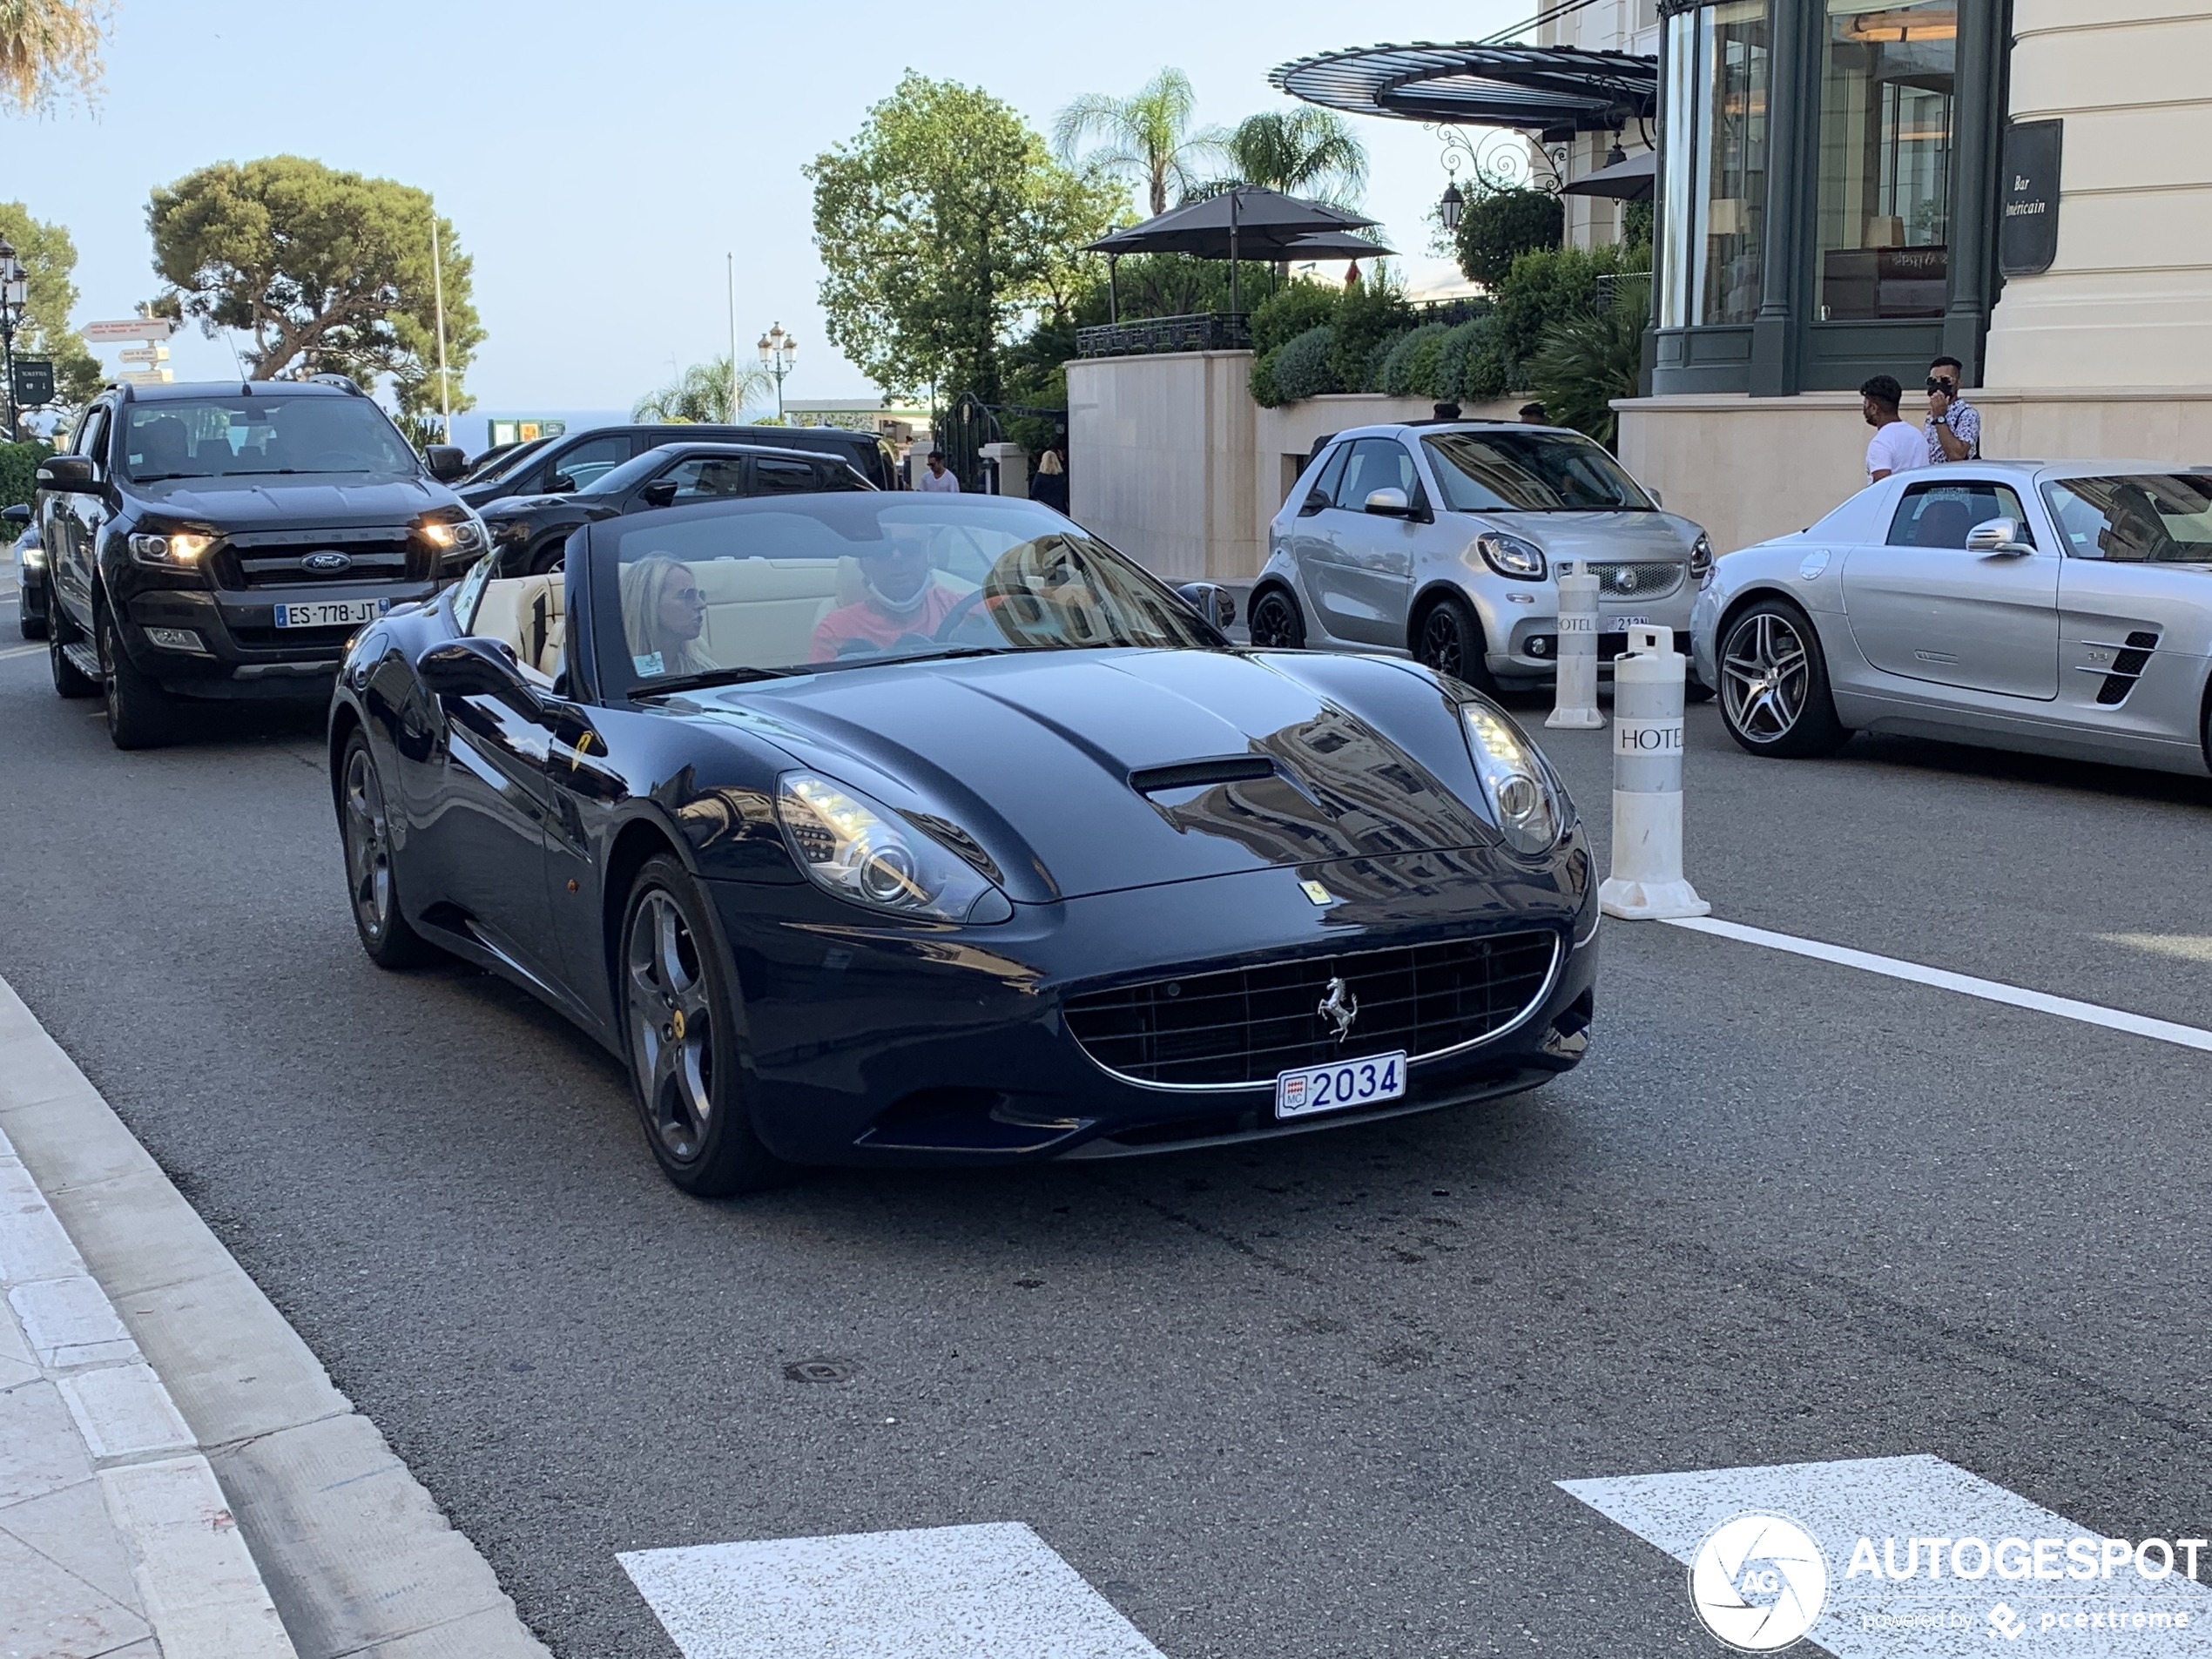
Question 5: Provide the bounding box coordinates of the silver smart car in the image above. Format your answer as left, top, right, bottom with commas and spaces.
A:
1249, 422, 1715, 693
1691, 460, 2212, 774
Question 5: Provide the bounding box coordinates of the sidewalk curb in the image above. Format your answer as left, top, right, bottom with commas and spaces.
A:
0, 974, 553, 1659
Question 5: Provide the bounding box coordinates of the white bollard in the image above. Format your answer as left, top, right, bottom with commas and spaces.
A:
1597, 624, 1710, 921
1545, 559, 1604, 729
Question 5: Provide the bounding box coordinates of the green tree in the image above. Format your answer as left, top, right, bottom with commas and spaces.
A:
1053, 68, 1225, 218
632, 355, 773, 423
0, 0, 105, 113
1453, 185, 1563, 287
808, 74, 1120, 404
1216, 109, 1366, 206
145, 156, 484, 416
0, 201, 100, 421
1527, 283, 1649, 449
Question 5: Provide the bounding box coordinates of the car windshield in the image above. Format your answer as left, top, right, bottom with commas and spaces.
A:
2040, 474, 2212, 563
606, 496, 1220, 690
118, 396, 416, 481
1420, 430, 1654, 513
462, 438, 547, 483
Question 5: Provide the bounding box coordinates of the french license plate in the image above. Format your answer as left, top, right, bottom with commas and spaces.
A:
273, 598, 389, 629
1606, 614, 1649, 629
1274, 1050, 1406, 1120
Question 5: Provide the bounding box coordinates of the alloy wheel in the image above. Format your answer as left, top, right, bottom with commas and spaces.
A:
1419, 604, 1464, 678
342, 745, 395, 941
1249, 590, 1299, 648
625, 889, 715, 1163
1721, 610, 1810, 743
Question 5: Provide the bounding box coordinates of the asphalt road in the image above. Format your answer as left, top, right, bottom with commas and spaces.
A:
2, 624, 2209, 1657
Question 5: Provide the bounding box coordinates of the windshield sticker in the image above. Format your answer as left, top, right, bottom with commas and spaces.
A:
633, 651, 664, 677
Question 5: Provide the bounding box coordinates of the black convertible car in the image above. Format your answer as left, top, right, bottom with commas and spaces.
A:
328, 492, 1597, 1194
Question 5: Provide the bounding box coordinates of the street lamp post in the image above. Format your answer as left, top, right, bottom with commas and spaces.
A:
0, 239, 28, 442
757, 323, 797, 421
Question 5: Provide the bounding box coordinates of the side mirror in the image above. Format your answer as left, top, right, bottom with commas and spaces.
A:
424, 444, 469, 482
638, 479, 680, 509
1647, 487, 1664, 509
1176, 581, 1237, 630
1363, 486, 1412, 517
35, 455, 98, 494
548, 471, 578, 495
1297, 489, 1332, 517
2, 503, 29, 524
1966, 516, 2035, 556
421, 637, 536, 700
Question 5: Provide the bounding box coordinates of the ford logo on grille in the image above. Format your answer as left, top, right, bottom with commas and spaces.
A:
302, 551, 353, 573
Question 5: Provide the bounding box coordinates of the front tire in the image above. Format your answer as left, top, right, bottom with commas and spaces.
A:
1246, 584, 1305, 648
17, 587, 46, 640
1716, 597, 1850, 758
620, 856, 784, 1197
1413, 592, 1498, 693
525, 538, 567, 577
99, 604, 173, 750
340, 731, 443, 968
50, 608, 97, 698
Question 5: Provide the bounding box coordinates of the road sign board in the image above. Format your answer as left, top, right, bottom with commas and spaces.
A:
119, 369, 173, 386
83, 318, 177, 343
117, 345, 170, 364
10, 359, 55, 406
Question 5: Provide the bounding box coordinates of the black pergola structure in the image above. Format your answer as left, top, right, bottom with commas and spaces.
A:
1079, 186, 1391, 355
1267, 41, 1656, 141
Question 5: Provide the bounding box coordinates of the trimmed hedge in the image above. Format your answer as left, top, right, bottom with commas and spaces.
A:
0, 441, 51, 540
1379, 323, 1450, 398
1250, 281, 1339, 356
1268, 325, 1341, 403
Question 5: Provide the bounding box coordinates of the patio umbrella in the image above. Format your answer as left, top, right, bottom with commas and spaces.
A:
1278, 230, 1399, 260
1085, 186, 1384, 317
1560, 149, 1655, 201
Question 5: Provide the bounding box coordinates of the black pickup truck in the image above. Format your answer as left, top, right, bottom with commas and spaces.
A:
37, 377, 484, 748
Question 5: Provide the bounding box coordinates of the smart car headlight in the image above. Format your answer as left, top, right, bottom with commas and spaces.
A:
1689, 532, 1716, 589
1476, 531, 1547, 582
1460, 699, 1563, 854
775, 772, 1008, 923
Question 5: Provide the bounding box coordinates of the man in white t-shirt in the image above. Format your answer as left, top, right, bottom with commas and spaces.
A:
917, 449, 961, 493
1860, 374, 1921, 486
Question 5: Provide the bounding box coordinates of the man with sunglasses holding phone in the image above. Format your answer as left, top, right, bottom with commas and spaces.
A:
1924, 356, 1980, 464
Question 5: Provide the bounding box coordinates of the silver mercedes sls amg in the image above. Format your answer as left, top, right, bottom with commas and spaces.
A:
1690, 460, 2212, 775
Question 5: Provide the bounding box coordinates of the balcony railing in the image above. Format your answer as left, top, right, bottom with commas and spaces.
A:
1076, 312, 1251, 359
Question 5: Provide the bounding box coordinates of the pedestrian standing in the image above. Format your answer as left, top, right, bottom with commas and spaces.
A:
918, 449, 961, 494
1924, 355, 1980, 464
1029, 448, 1069, 514
1859, 375, 1922, 485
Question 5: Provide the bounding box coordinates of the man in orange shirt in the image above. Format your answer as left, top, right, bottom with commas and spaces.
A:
808, 524, 964, 662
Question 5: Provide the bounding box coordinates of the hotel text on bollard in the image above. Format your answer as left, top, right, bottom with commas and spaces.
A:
1546, 560, 1605, 730
1596, 624, 1710, 921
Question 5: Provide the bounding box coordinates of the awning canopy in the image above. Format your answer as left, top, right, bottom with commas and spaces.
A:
1560, 147, 1656, 200
1269, 42, 1656, 140
1084, 186, 1380, 259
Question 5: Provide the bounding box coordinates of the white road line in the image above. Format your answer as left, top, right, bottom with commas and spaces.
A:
1663, 915, 2212, 1055
0, 642, 43, 660
619, 1522, 1165, 1659
1562, 1453, 2212, 1656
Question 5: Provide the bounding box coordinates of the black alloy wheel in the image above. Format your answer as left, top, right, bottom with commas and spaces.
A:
1246, 586, 1305, 649
17, 586, 45, 640
620, 856, 783, 1197
526, 537, 568, 577
1415, 593, 1497, 692
340, 732, 442, 968
49, 612, 96, 698
98, 605, 172, 749
1716, 598, 1850, 758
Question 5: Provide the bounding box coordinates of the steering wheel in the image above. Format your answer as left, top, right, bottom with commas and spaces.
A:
931, 588, 991, 641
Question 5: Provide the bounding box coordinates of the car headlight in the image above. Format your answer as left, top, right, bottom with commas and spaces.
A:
775, 772, 1009, 923
1689, 533, 1715, 589
128, 530, 214, 566
417, 510, 489, 560
18, 543, 44, 570
1460, 699, 1564, 854
1476, 531, 1547, 582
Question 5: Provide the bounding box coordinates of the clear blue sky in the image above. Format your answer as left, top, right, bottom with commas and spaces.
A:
5, 0, 1522, 429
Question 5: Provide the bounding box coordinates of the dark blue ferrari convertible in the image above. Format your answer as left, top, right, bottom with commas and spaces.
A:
327, 491, 1596, 1194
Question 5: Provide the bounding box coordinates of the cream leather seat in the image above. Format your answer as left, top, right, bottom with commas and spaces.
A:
691, 557, 844, 668
473, 576, 565, 684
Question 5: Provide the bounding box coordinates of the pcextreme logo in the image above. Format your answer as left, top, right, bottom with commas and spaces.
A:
1689, 1513, 1830, 1651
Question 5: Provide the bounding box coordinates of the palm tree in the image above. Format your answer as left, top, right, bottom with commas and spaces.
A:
0, 0, 106, 112
1221, 109, 1368, 207
632, 355, 772, 424
1054, 68, 1227, 218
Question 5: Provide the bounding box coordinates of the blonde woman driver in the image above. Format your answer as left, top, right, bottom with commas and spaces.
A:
619, 553, 716, 678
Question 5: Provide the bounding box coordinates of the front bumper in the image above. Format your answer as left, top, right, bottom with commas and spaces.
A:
1467, 588, 1696, 684
122, 582, 440, 698
711, 839, 1598, 1167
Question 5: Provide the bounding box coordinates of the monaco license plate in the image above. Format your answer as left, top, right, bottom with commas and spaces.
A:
274, 598, 389, 629
1274, 1051, 1406, 1121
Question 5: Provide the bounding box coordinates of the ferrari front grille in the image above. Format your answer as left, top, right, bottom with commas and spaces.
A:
1589, 560, 1685, 601
1064, 930, 1560, 1089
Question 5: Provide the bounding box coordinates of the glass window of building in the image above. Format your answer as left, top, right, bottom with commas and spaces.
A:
1813, 0, 1957, 321
1660, 1, 1770, 329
